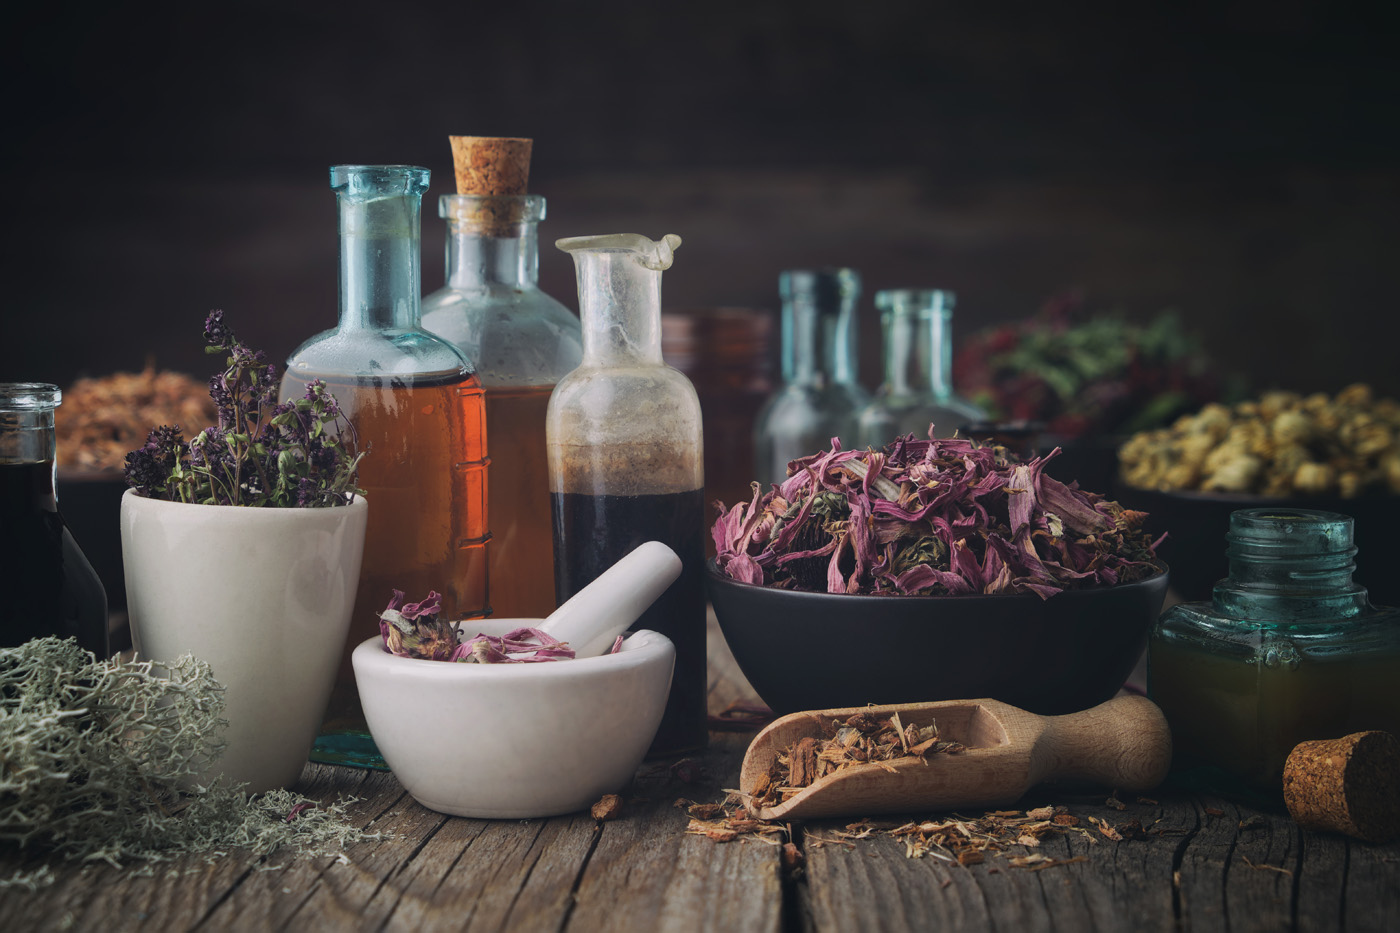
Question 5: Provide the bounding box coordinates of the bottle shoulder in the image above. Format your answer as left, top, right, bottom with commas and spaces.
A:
283, 327, 472, 381
421, 287, 582, 386
1156, 600, 1400, 655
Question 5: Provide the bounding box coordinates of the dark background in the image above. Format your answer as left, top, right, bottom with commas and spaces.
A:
3, 0, 1397, 398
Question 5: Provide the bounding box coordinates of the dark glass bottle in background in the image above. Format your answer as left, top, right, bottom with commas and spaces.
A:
0, 383, 108, 657
548, 233, 706, 757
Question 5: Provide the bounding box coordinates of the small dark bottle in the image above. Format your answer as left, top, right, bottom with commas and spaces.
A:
0, 384, 109, 656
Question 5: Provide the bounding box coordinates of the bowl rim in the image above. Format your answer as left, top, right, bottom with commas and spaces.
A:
351, 628, 675, 681
706, 556, 1168, 603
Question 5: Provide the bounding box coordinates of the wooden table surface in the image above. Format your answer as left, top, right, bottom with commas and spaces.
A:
3, 618, 1398, 932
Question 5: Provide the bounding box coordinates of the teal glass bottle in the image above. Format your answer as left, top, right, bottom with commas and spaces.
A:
281, 165, 487, 768
421, 193, 582, 618
857, 289, 984, 447
0, 384, 108, 658
753, 269, 869, 485
1149, 508, 1400, 800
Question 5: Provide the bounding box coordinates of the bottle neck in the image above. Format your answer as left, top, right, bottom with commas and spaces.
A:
445, 222, 539, 290
576, 250, 665, 367
784, 297, 859, 385
883, 309, 953, 399
336, 183, 426, 332
0, 386, 58, 464
1212, 509, 1370, 622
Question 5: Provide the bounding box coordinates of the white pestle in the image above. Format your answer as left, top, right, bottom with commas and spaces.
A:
539, 541, 683, 659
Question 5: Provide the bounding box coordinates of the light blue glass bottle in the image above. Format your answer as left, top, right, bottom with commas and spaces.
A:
753, 269, 869, 485
281, 165, 487, 769
421, 193, 581, 618
1149, 508, 1400, 801
858, 289, 984, 447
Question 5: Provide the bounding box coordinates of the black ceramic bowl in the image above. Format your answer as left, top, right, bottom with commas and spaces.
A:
1112, 484, 1400, 607
707, 561, 1169, 716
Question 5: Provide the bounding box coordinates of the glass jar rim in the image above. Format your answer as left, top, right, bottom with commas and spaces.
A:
0, 383, 60, 411
876, 289, 956, 316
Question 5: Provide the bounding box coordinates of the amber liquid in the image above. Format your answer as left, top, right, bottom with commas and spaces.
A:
284, 370, 488, 741
485, 386, 557, 618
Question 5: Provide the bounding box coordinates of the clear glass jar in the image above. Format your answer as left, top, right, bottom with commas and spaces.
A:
1149, 508, 1400, 800
0, 383, 108, 657
547, 233, 706, 756
421, 194, 582, 618
858, 289, 984, 447
281, 165, 486, 768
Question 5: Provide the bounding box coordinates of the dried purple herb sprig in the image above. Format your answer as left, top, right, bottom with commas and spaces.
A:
713, 431, 1161, 598
123, 310, 363, 508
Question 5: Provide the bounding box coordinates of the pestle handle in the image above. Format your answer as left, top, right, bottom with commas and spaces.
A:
540, 541, 682, 659
1027, 695, 1173, 792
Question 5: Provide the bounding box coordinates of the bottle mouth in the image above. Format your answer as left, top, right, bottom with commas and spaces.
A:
1225, 507, 1358, 577
330, 165, 431, 196
876, 289, 956, 317
0, 383, 60, 411
780, 268, 861, 303
441, 194, 546, 225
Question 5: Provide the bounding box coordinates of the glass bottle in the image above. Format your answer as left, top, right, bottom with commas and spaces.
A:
0, 384, 108, 657
548, 233, 706, 756
753, 268, 869, 485
421, 194, 582, 618
1149, 508, 1400, 801
857, 289, 985, 447
281, 165, 486, 768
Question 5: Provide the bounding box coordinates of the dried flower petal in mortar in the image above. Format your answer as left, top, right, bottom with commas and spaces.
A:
713, 430, 1161, 596
378, 589, 631, 663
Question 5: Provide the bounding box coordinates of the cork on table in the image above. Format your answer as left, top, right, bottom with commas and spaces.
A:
2, 613, 1398, 932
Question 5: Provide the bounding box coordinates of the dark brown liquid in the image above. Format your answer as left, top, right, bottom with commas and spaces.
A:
283, 370, 488, 732
0, 461, 108, 656
485, 386, 556, 618
551, 489, 707, 756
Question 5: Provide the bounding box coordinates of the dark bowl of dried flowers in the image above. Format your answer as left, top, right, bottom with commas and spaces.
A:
708, 434, 1169, 716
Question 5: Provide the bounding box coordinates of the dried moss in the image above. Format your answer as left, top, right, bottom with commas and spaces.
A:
0, 638, 376, 889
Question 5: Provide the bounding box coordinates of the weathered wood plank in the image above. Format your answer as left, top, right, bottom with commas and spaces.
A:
1341, 833, 1400, 933
1176, 795, 1299, 932
565, 732, 783, 933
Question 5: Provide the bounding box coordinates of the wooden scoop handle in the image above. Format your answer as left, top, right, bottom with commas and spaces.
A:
1027, 694, 1172, 792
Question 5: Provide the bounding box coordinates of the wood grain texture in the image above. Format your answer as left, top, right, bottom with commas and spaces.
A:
2, 622, 1399, 931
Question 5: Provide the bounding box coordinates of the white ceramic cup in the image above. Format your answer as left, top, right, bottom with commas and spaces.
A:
120, 489, 368, 792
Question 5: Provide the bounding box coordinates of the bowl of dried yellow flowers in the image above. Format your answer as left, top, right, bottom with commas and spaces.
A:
1116, 385, 1400, 602
708, 434, 1169, 716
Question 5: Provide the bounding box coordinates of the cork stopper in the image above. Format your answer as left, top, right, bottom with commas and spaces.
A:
449, 136, 532, 196
1282, 731, 1400, 843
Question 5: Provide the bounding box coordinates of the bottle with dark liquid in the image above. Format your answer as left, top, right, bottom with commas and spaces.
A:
421, 137, 582, 619
281, 165, 485, 769
548, 233, 706, 757
0, 383, 108, 657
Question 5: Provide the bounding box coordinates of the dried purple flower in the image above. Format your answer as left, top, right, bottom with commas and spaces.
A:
714, 431, 1161, 599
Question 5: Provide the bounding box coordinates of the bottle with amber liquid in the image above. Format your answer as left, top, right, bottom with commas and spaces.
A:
548, 233, 706, 757
1149, 508, 1400, 801
282, 165, 486, 768
0, 383, 108, 657
421, 137, 582, 618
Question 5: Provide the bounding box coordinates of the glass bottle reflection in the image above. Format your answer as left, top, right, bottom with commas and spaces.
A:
858, 289, 984, 447
753, 269, 869, 485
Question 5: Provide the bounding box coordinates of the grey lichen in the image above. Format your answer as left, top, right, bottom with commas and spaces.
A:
0, 638, 376, 889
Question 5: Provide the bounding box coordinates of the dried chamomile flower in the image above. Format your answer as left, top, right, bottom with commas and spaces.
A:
1119, 384, 1400, 498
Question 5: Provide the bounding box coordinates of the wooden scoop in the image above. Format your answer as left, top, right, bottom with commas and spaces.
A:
739, 695, 1171, 821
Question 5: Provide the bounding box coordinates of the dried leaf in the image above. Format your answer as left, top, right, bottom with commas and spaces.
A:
591, 795, 623, 822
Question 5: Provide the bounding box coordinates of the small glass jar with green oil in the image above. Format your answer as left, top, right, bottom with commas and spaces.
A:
1149, 508, 1400, 801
